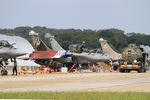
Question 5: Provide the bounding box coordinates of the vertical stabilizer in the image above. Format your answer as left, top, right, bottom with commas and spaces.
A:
29, 30, 51, 51
99, 38, 122, 59
45, 33, 64, 51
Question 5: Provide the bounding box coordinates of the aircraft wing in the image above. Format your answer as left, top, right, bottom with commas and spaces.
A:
66, 52, 111, 64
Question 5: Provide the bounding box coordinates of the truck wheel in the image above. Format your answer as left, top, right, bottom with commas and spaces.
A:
143, 67, 146, 73
113, 65, 118, 71
138, 67, 146, 73
138, 68, 142, 73
138, 70, 141, 73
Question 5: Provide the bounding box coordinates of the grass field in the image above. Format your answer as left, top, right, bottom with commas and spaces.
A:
0, 92, 150, 100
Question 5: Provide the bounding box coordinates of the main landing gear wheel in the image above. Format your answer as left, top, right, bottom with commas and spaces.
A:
1, 69, 8, 75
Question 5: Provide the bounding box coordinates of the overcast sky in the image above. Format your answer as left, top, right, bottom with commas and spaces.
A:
0, 0, 149, 34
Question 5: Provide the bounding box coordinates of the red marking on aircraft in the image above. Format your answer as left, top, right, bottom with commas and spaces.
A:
29, 50, 57, 59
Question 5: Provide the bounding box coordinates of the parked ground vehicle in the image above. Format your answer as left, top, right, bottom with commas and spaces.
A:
119, 44, 147, 73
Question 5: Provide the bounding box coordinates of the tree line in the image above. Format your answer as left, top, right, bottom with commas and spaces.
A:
0, 26, 150, 53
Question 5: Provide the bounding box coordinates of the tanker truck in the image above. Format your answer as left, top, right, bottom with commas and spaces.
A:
119, 44, 147, 73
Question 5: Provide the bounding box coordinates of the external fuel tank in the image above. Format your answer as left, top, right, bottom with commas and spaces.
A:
122, 44, 143, 63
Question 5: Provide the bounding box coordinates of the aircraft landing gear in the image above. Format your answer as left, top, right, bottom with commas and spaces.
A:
0, 66, 8, 76
1, 69, 8, 75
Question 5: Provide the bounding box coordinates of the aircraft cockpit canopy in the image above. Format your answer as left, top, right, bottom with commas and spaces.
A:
0, 40, 12, 47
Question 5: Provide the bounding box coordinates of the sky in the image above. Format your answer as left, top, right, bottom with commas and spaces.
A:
0, 0, 149, 34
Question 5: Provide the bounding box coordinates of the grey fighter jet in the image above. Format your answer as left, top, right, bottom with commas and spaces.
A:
0, 34, 28, 75
45, 33, 110, 64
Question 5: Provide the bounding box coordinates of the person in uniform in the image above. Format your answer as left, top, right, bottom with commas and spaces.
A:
79, 41, 86, 53
109, 58, 113, 72
12, 58, 17, 75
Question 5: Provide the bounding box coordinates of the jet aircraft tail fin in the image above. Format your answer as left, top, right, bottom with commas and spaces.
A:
99, 38, 122, 59
45, 33, 64, 51
29, 30, 51, 51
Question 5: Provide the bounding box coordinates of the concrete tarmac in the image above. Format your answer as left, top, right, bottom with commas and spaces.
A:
0, 71, 150, 92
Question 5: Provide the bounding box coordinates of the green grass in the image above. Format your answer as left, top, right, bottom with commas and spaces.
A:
0, 92, 149, 100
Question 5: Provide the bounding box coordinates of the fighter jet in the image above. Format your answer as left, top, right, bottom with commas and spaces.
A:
45, 33, 110, 65
0, 34, 29, 75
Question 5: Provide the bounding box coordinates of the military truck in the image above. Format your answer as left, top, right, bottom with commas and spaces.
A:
119, 44, 147, 73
